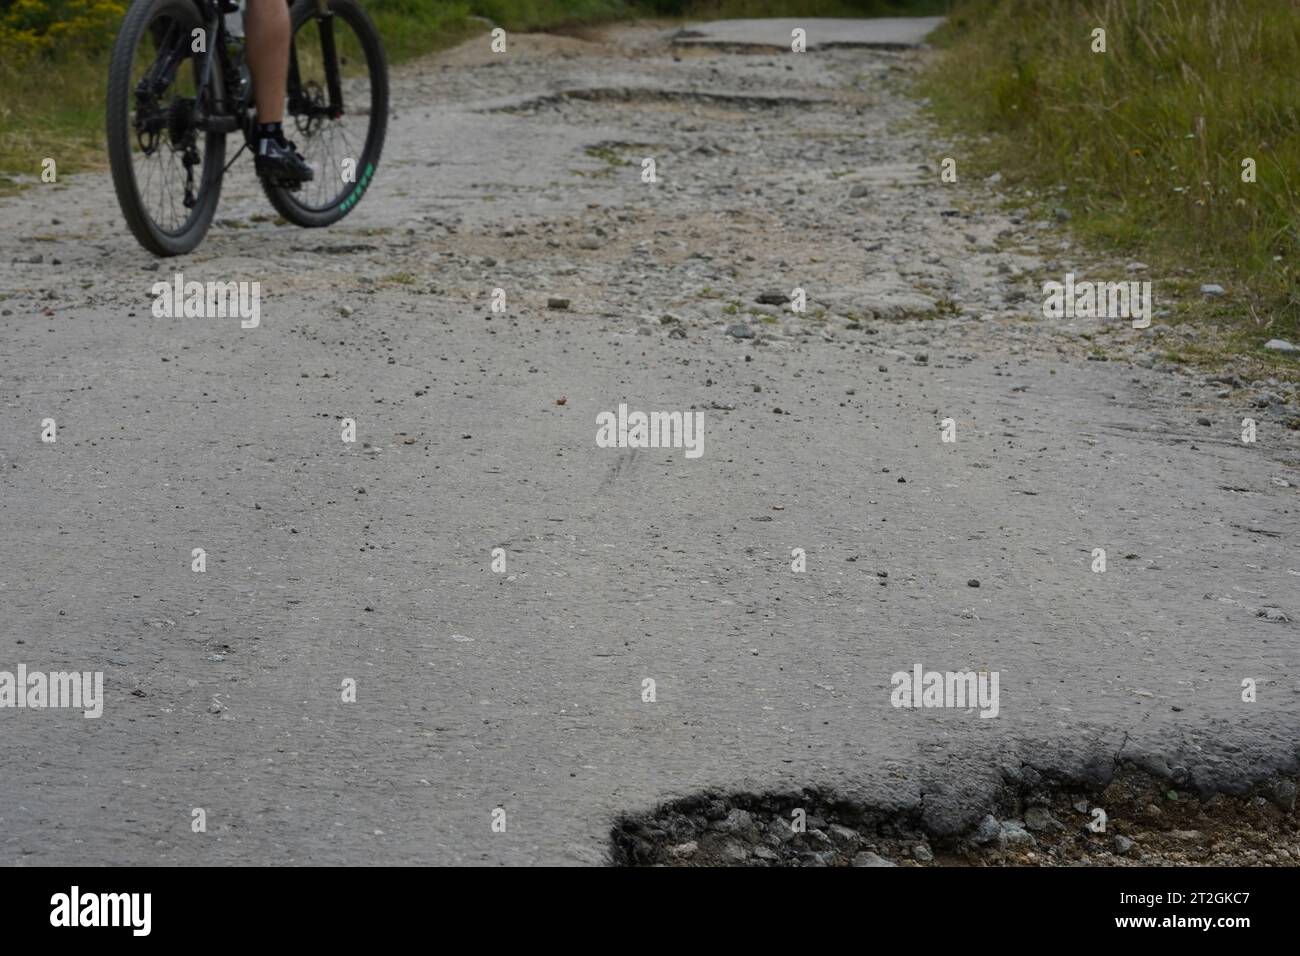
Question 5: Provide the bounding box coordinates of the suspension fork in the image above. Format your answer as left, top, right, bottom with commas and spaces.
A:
313, 0, 345, 118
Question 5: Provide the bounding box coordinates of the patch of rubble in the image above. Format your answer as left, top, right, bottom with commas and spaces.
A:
610, 766, 1300, 866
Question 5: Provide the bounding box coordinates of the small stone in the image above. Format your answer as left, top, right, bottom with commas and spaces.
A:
768, 818, 796, 844
1270, 780, 1298, 812
800, 850, 835, 867
1001, 821, 1036, 847
1200, 283, 1225, 296
755, 290, 787, 305
849, 184, 870, 199
1053, 208, 1071, 222
971, 814, 1001, 845
827, 824, 862, 849
718, 841, 749, 863
1196, 416, 1211, 426
1023, 806, 1060, 832
913, 843, 934, 862
726, 323, 755, 339
967, 579, 980, 588
1264, 338, 1299, 353
805, 828, 834, 849
667, 841, 698, 858
852, 851, 896, 867
547, 297, 570, 310
1113, 835, 1134, 855
753, 846, 779, 861
717, 808, 755, 834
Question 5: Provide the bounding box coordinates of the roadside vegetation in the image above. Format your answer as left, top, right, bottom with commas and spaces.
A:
919, 0, 1300, 361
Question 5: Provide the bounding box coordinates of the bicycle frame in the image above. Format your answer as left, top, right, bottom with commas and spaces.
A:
158, 0, 347, 144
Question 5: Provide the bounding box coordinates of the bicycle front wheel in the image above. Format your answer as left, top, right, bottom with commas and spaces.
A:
263, 0, 389, 227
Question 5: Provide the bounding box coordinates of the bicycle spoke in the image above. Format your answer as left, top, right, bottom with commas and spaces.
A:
281, 10, 380, 213
125, 10, 214, 238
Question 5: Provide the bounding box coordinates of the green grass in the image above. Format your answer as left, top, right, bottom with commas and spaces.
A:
919, 0, 1300, 354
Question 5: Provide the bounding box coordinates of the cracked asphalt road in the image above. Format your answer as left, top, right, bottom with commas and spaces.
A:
0, 19, 1297, 865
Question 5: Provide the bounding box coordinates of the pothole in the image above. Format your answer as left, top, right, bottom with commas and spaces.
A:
488, 86, 833, 114
610, 766, 1299, 866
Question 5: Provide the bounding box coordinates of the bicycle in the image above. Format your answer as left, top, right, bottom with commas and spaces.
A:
107, 0, 389, 256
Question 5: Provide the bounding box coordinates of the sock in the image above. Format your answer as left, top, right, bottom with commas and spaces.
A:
257, 121, 285, 145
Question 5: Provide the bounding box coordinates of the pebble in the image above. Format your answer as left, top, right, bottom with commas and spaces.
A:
805, 828, 834, 849
768, 818, 796, 844
1001, 820, 1036, 846
716, 808, 755, 834
1113, 835, 1134, 855
913, 843, 934, 862
547, 297, 570, 310
718, 841, 749, 863
1200, 283, 1225, 296
1023, 806, 1060, 831
726, 323, 755, 339
849, 184, 870, 199
827, 824, 862, 848
972, 815, 1001, 845
1270, 780, 1297, 812
852, 851, 897, 867
1263, 338, 1298, 353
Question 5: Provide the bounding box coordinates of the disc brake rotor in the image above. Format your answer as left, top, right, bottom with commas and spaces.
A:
292, 82, 329, 137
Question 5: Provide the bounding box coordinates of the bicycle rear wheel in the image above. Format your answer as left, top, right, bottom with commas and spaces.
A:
262, 0, 388, 227
107, 0, 227, 256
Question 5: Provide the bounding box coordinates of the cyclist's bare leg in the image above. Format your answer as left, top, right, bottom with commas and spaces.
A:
245, 0, 290, 124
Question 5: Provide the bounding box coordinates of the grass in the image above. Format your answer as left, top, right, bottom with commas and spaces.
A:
918, 0, 1300, 356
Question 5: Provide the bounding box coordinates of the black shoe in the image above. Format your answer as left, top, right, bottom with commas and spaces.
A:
255, 135, 314, 187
